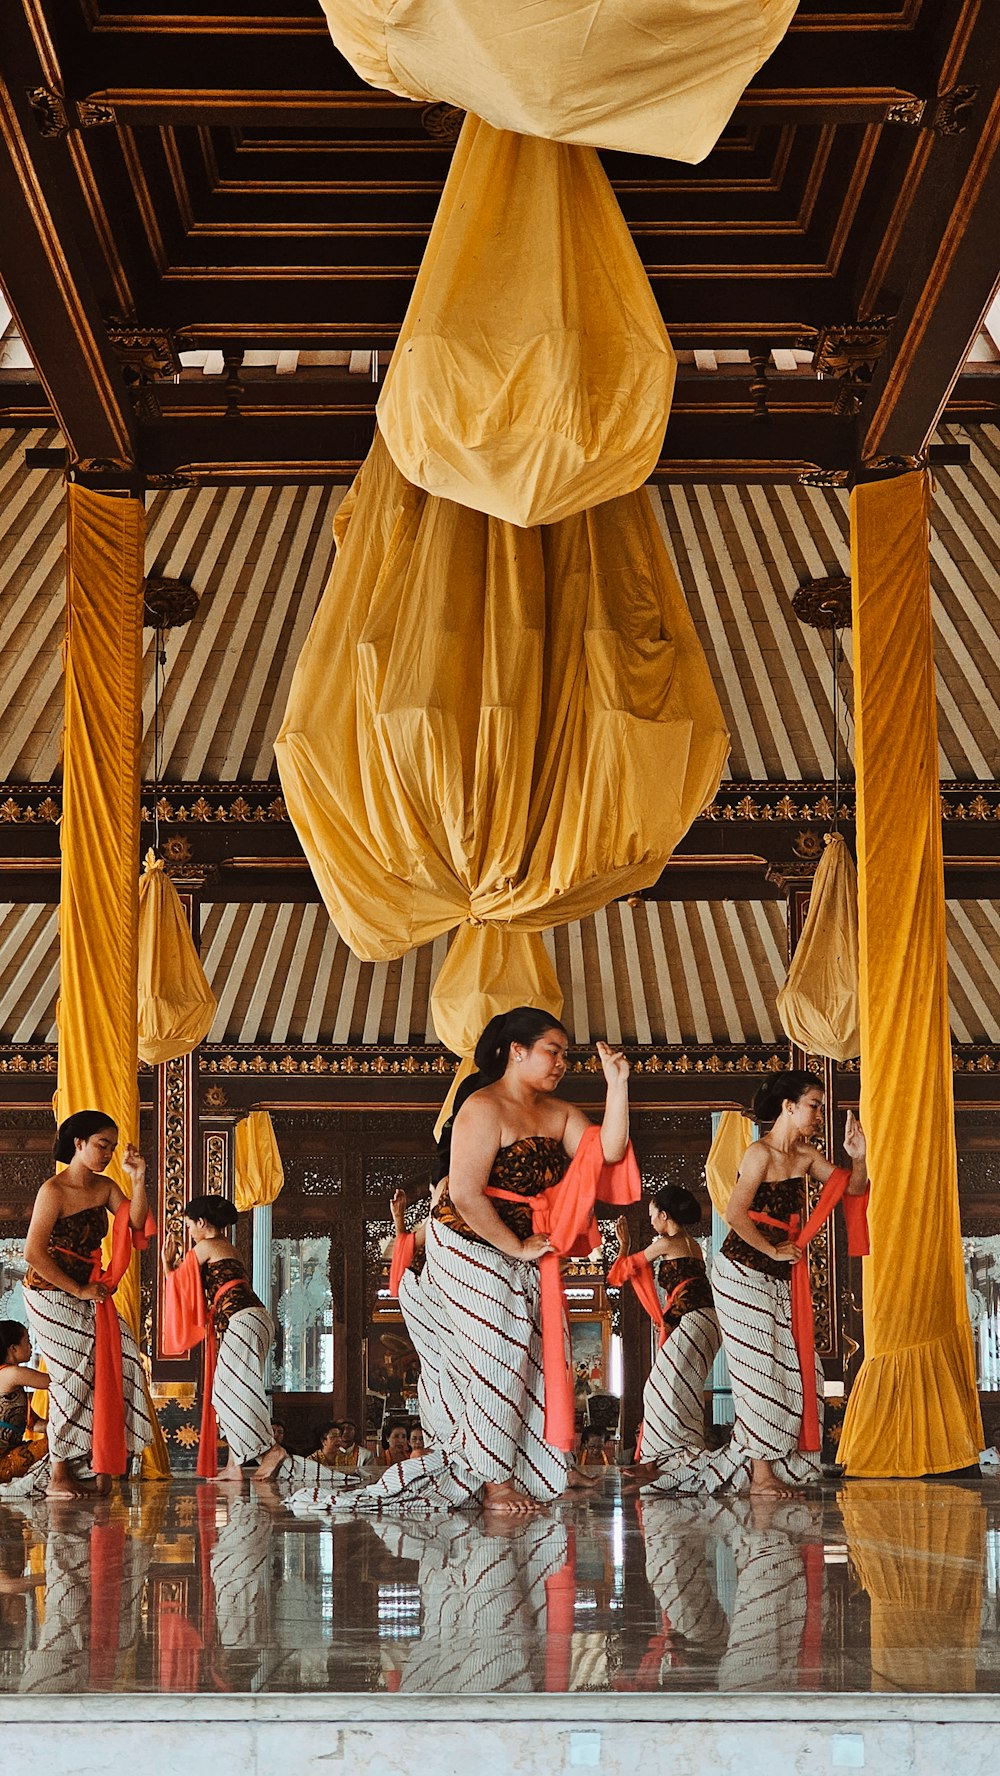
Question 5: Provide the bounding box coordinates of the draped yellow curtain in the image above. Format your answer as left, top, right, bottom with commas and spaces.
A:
137, 853, 217, 1066
234, 1112, 284, 1213
841, 1483, 984, 1691
377, 115, 676, 527
276, 434, 729, 1041
59, 484, 170, 1480
838, 471, 981, 1477
776, 832, 860, 1062
319, 0, 798, 164
704, 1110, 754, 1219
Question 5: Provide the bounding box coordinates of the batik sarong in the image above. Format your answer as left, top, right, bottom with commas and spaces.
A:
22, 1288, 152, 1468
212, 1304, 274, 1466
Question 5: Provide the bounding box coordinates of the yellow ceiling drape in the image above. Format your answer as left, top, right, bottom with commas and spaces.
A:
704, 1110, 754, 1219
319, 0, 799, 164
377, 115, 676, 528
234, 1112, 284, 1213
837, 471, 982, 1477
775, 832, 860, 1062
276, 434, 729, 1041
137, 853, 217, 1067
59, 485, 170, 1480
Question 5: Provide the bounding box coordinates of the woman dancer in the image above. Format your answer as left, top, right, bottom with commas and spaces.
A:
643, 1071, 867, 1497
289, 1007, 636, 1517
23, 1111, 153, 1498
609, 1185, 720, 1483
162, 1193, 279, 1480
0, 1321, 49, 1497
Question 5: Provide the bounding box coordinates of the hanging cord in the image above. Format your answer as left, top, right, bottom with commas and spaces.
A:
830, 615, 840, 835
152, 620, 165, 855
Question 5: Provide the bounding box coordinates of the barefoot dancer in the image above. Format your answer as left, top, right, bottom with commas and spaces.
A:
642, 1072, 868, 1498
609, 1186, 721, 1488
162, 1193, 279, 1480
289, 1007, 638, 1518
22, 1111, 154, 1499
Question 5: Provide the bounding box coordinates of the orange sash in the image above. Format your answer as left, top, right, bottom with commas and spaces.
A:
606, 1251, 690, 1351
63, 1204, 155, 1476
162, 1251, 244, 1477
749, 1166, 869, 1453
388, 1230, 416, 1298
485, 1125, 641, 1452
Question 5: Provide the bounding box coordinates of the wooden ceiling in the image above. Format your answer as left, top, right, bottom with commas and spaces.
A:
0, 0, 998, 484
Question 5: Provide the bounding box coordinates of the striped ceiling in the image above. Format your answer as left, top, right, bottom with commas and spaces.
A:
2, 897, 999, 1050
1, 423, 999, 785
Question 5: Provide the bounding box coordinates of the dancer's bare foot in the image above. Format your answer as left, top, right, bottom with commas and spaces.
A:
565, 1466, 600, 1490
622, 1461, 663, 1488
218, 1458, 244, 1482
46, 1460, 91, 1500
252, 1445, 286, 1483
94, 1473, 113, 1497
748, 1458, 797, 1499
483, 1481, 540, 1517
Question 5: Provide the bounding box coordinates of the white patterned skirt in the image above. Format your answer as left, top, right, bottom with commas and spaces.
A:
639, 1308, 721, 1465
23, 1286, 152, 1469
213, 1304, 275, 1465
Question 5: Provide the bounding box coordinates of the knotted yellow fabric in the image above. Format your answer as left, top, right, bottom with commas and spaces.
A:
430, 925, 564, 1137
704, 1110, 754, 1219
838, 471, 981, 1477
276, 434, 729, 1040
841, 1483, 984, 1691
59, 485, 170, 1480
320, 0, 798, 164
776, 833, 860, 1062
234, 1112, 284, 1212
137, 853, 217, 1066
377, 115, 676, 527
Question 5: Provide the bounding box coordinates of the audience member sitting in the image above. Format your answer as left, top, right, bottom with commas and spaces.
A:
380, 1423, 412, 1466
577, 1427, 610, 1468
337, 1419, 376, 1472
408, 1423, 426, 1455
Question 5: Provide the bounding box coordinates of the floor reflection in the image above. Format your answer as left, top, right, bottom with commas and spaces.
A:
0, 1476, 997, 1694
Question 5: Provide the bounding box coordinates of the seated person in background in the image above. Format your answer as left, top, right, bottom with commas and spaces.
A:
0, 1321, 49, 1495
409, 1423, 426, 1456
336, 1419, 376, 1472
577, 1427, 610, 1468
311, 1423, 343, 1468
380, 1423, 412, 1467
602, 1433, 619, 1465
270, 1422, 285, 1448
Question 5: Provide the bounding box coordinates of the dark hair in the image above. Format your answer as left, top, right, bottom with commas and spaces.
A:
382, 1419, 410, 1449
752, 1070, 824, 1124
184, 1193, 239, 1231
339, 1419, 357, 1436
53, 1110, 117, 1166
0, 1320, 27, 1363
581, 1427, 604, 1443
433, 1007, 569, 1180
650, 1185, 701, 1228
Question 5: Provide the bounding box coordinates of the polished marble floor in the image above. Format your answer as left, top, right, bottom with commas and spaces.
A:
0, 1473, 998, 1696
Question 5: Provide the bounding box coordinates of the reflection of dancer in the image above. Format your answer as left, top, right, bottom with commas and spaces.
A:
644, 1074, 868, 1497
0, 1320, 50, 1498
716, 1496, 824, 1690
19, 1499, 153, 1692
631, 1498, 729, 1684
211, 1490, 274, 1650
23, 1112, 154, 1499
609, 1187, 720, 1483
293, 1009, 638, 1518
366, 1514, 571, 1692
162, 1194, 279, 1480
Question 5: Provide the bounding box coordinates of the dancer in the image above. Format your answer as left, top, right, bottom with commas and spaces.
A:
609, 1185, 720, 1484
0, 1321, 49, 1498
162, 1193, 279, 1480
23, 1111, 154, 1498
289, 1006, 638, 1518
642, 1071, 868, 1498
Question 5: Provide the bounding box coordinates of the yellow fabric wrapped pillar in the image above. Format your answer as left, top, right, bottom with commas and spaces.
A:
137, 853, 217, 1065
59, 484, 170, 1480
776, 832, 860, 1062
838, 471, 981, 1477
704, 1110, 754, 1220
234, 1112, 284, 1212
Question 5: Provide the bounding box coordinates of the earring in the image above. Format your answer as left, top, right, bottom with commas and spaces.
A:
515, 1053, 523, 1063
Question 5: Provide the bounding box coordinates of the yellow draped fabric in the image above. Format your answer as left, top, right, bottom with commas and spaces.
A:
775, 833, 860, 1062
275, 435, 729, 1036
59, 485, 170, 1480
234, 1112, 284, 1213
319, 0, 798, 165
841, 1483, 984, 1691
704, 1110, 754, 1219
377, 115, 676, 528
430, 925, 564, 1137
838, 471, 981, 1477
137, 853, 217, 1066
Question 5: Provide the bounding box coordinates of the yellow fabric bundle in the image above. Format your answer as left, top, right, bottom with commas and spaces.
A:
276, 434, 729, 1040
319, 0, 799, 164
704, 1110, 755, 1219
137, 853, 217, 1066
775, 833, 860, 1062
838, 471, 982, 1477
234, 1112, 285, 1213
377, 115, 676, 528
